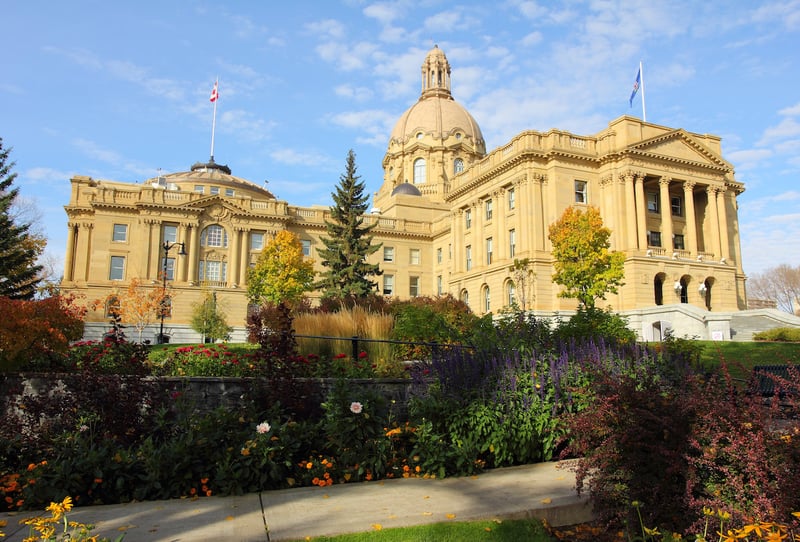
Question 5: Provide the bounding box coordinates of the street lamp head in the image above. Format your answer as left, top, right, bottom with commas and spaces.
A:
178, 242, 187, 256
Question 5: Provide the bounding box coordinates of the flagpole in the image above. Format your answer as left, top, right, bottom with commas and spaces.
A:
210, 77, 218, 161
639, 61, 646, 122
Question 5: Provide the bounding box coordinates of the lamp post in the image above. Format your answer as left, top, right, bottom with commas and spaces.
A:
158, 240, 186, 344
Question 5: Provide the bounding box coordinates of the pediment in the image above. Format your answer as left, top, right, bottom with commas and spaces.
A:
176, 195, 249, 218
627, 130, 733, 172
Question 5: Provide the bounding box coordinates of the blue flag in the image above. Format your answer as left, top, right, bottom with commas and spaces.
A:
629, 68, 641, 107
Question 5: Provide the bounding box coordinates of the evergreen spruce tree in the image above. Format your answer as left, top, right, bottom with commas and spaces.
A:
0, 138, 43, 299
316, 150, 382, 302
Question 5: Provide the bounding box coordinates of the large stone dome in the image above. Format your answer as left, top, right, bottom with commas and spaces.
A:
389, 46, 484, 149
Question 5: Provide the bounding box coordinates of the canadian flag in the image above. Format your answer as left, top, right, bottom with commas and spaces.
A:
209, 81, 219, 103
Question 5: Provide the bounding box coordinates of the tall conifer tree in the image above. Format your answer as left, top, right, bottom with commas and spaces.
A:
316, 150, 381, 302
0, 138, 43, 299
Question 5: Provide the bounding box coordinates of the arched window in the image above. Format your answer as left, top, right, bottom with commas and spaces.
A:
413, 158, 426, 184
460, 288, 469, 307
201, 225, 228, 248
506, 281, 516, 307
700, 279, 712, 310
105, 295, 120, 317
454, 158, 464, 174
483, 285, 491, 313
654, 274, 665, 305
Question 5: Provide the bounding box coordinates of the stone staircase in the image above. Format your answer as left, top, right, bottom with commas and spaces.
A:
729, 308, 800, 341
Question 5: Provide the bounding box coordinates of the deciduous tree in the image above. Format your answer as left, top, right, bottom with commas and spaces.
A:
548, 205, 625, 309
0, 138, 43, 299
316, 150, 381, 303
248, 230, 315, 307
747, 263, 800, 314
191, 290, 232, 342
96, 278, 169, 343
509, 258, 535, 311
0, 294, 86, 371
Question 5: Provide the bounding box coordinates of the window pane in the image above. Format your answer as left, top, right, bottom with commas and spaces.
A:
383, 247, 394, 262
383, 275, 394, 295
112, 224, 127, 242
225, 188, 235, 197
210, 186, 220, 195
466, 245, 472, 270
485, 199, 493, 220
465, 209, 472, 229
508, 188, 515, 210
301, 239, 311, 257
203, 225, 227, 247
409, 276, 419, 297
410, 249, 420, 265
436, 247, 442, 263
250, 232, 264, 251
454, 158, 464, 174
162, 257, 175, 280
413, 158, 426, 184
109, 256, 125, 280
648, 192, 659, 213
671, 196, 682, 216
194, 185, 204, 194
486, 238, 493, 265
575, 181, 587, 203
509, 229, 516, 258
163, 225, 177, 244
674, 234, 685, 250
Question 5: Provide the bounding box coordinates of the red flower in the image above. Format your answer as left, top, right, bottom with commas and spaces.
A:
358, 351, 368, 359
334, 353, 347, 359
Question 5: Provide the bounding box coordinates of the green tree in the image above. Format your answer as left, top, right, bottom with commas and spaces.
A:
547, 205, 625, 309
190, 290, 232, 342
509, 258, 535, 311
0, 138, 43, 299
316, 150, 381, 302
248, 230, 315, 307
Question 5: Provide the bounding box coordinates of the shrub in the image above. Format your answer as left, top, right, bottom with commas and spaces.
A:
66, 338, 151, 375
152, 343, 259, 377
553, 306, 636, 346
753, 326, 800, 342
390, 295, 479, 360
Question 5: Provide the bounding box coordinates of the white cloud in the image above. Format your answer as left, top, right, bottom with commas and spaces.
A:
520, 31, 543, 47
22, 167, 74, 184
727, 149, 772, 171
306, 19, 346, 40
758, 117, 800, 146
335, 84, 374, 102
779, 102, 800, 116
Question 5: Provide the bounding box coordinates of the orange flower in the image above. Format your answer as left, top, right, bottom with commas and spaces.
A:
94, 478, 103, 484
306, 462, 313, 469
200, 478, 209, 484
312, 477, 320, 485
326, 479, 333, 486
205, 490, 212, 497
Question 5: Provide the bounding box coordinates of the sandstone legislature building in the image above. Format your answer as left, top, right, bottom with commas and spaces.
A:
62, 46, 750, 342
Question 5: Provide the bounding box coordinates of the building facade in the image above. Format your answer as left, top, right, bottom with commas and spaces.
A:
62, 46, 746, 342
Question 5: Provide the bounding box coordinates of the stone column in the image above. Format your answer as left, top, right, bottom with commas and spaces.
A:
73, 222, 93, 282
659, 178, 673, 251
64, 222, 77, 282
717, 188, 731, 261
230, 228, 242, 288
239, 229, 251, 286
187, 224, 200, 284
495, 188, 506, 261
624, 171, 637, 249
177, 224, 189, 282
683, 181, 698, 255
706, 186, 721, 258
634, 174, 647, 250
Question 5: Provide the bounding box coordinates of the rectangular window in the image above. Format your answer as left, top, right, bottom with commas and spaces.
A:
225, 188, 235, 197
437, 275, 443, 295
383, 274, 394, 295
109, 256, 125, 280
466, 245, 472, 271
194, 185, 204, 194
250, 232, 264, 251
508, 188, 516, 210
163, 257, 175, 281
210, 186, 220, 195
383, 246, 395, 262
673, 234, 685, 250
647, 192, 660, 213
671, 195, 682, 216
575, 180, 587, 203
112, 223, 128, 242
509, 229, 516, 258
409, 276, 419, 297
465, 209, 472, 229
410, 248, 420, 265
486, 237, 493, 265
485, 199, 493, 220
436, 247, 442, 264
648, 231, 662, 247
199, 261, 227, 283
163, 224, 177, 244
301, 239, 311, 257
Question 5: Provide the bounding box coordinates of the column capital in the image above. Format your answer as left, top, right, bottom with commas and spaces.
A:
682, 180, 697, 191
659, 177, 672, 186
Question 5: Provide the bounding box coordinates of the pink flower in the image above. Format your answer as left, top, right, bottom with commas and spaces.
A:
350, 402, 363, 414
256, 422, 271, 434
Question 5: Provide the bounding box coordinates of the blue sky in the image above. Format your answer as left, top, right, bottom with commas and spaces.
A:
2, 0, 799, 278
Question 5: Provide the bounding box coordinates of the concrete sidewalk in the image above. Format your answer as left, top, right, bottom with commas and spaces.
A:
0, 461, 592, 542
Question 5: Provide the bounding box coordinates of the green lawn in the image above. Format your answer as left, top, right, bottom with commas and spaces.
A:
698, 340, 800, 381
288, 518, 555, 542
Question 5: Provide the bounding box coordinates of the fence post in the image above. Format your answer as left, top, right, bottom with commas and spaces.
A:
351, 335, 359, 361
